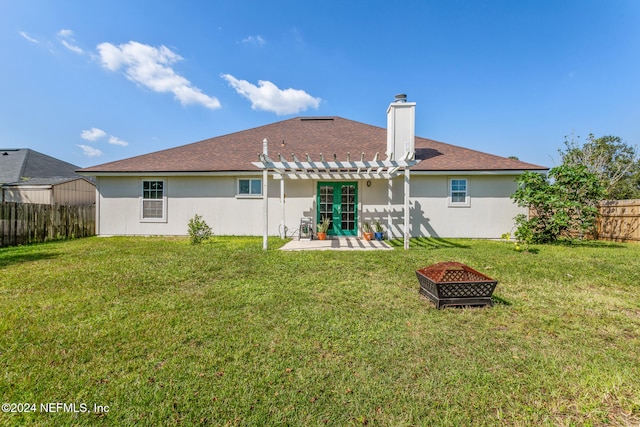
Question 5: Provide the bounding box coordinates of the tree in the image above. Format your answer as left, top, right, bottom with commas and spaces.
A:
511, 164, 606, 243
560, 133, 640, 199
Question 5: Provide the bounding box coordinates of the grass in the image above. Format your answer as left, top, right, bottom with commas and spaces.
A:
1, 236, 639, 426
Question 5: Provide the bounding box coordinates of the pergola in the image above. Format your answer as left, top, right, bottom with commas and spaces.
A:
252, 139, 420, 250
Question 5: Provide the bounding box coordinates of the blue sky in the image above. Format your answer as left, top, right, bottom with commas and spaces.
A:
1, 0, 639, 168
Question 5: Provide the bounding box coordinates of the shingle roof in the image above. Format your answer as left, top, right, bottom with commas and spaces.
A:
1, 149, 83, 184
78, 117, 547, 174
2, 176, 93, 187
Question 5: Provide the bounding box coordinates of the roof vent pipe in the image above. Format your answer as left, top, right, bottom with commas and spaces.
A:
394, 94, 407, 103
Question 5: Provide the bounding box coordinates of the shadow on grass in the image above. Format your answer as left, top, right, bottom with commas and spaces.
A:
553, 239, 628, 249
428, 295, 512, 309
0, 249, 59, 268
388, 237, 471, 249
519, 247, 540, 254
491, 294, 512, 306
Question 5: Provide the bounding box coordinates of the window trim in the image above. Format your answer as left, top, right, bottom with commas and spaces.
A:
236, 178, 263, 199
448, 178, 470, 207
140, 178, 167, 222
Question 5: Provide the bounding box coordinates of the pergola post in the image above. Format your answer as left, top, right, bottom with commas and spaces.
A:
404, 167, 410, 250
262, 138, 268, 250
387, 178, 393, 240
280, 178, 285, 239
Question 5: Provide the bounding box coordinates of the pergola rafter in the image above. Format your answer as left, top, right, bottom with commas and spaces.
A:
252, 151, 417, 180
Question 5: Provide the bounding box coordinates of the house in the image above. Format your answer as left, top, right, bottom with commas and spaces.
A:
1, 149, 95, 205
78, 96, 547, 242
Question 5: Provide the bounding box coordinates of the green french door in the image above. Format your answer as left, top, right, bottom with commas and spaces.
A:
317, 182, 358, 236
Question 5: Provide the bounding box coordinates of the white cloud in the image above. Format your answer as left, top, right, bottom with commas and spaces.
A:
221, 74, 321, 115
96, 41, 221, 110
61, 40, 83, 54
108, 136, 128, 146
242, 35, 266, 46
97, 42, 125, 71
80, 127, 128, 147
77, 145, 103, 157
19, 31, 39, 44
57, 29, 73, 38
80, 128, 107, 141
57, 29, 83, 54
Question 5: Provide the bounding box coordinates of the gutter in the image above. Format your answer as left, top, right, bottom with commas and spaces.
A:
77, 171, 264, 177
77, 169, 549, 178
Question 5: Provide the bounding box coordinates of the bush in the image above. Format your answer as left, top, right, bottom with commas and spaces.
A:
511, 165, 606, 243
187, 214, 212, 244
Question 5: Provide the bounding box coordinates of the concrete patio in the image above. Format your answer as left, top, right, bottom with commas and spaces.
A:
280, 237, 394, 251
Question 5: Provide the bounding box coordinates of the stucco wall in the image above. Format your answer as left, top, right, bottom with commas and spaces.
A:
96, 174, 525, 238
409, 174, 524, 238
356, 174, 524, 239
97, 175, 317, 236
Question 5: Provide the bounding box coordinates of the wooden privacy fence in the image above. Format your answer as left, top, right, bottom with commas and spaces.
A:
0, 202, 95, 247
597, 199, 640, 242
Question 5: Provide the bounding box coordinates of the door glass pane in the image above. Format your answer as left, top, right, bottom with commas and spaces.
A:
319, 185, 334, 232
340, 185, 355, 231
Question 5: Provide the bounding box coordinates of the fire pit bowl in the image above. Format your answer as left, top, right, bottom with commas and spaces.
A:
416, 262, 497, 309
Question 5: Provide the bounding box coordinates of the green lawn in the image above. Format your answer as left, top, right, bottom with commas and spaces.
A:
1, 237, 639, 426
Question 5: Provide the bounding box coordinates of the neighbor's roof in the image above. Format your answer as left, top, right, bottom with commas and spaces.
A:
1, 176, 94, 187
78, 117, 547, 174
1, 148, 83, 184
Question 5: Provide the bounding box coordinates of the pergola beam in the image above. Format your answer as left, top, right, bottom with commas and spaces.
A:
253, 158, 418, 172
272, 172, 397, 180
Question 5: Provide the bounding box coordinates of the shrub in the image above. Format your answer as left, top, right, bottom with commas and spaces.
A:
187, 214, 212, 244
511, 165, 606, 243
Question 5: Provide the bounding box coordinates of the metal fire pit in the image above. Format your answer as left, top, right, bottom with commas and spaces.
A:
416, 262, 497, 309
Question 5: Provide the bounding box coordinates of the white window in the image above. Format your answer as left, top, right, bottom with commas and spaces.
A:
449, 178, 470, 207
237, 178, 262, 197
141, 179, 166, 221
